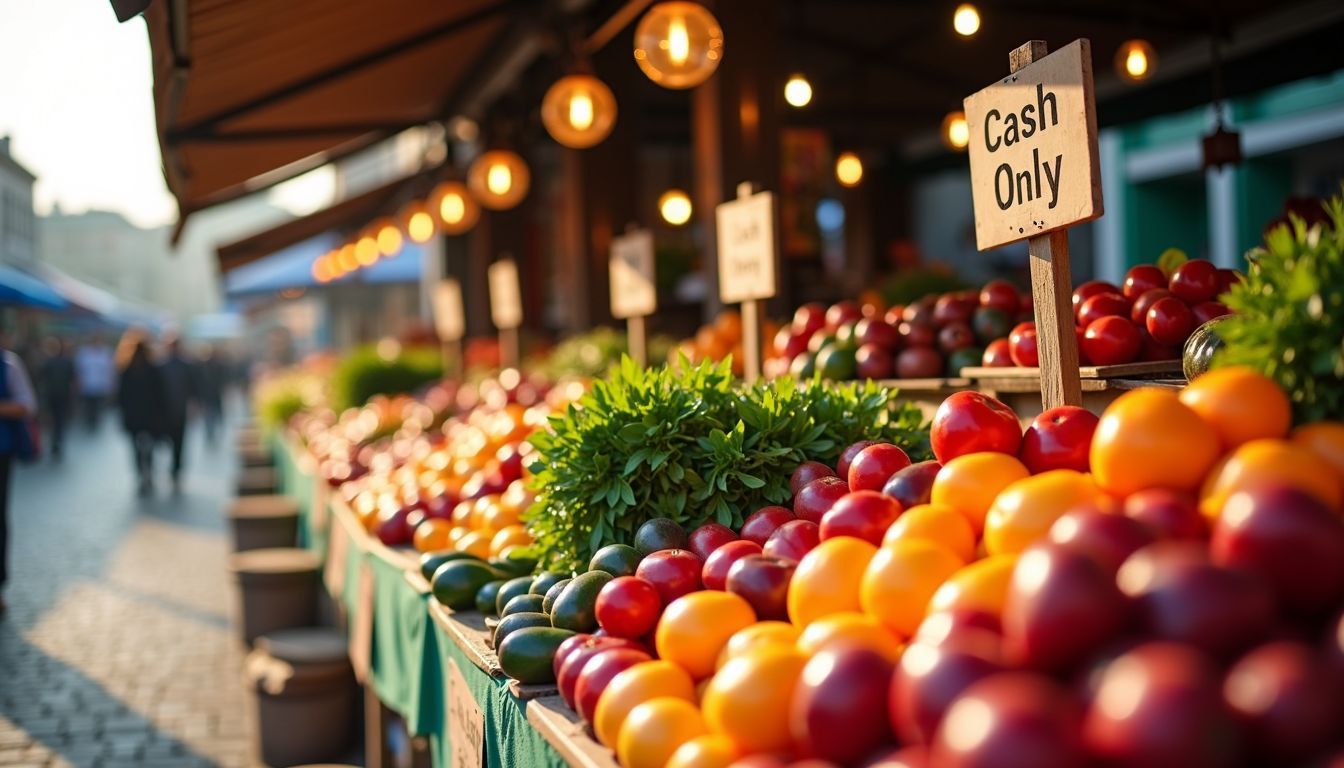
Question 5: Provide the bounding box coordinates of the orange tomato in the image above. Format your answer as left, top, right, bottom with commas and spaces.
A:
715, 310, 743, 345
656, 592, 758, 680
883, 503, 977, 562
453, 530, 491, 558
861, 540, 965, 636
447, 526, 468, 546
1179, 366, 1291, 449
470, 496, 498, 529
796, 612, 905, 662
701, 645, 807, 754
617, 697, 708, 768
593, 660, 696, 748
715, 621, 801, 671
931, 453, 1030, 535
927, 554, 1019, 618
983, 470, 1105, 555
450, 500, 474, 527
1090, 388, 1221, 497
787, 537, 878, 627
412, 518, 453, 552
666, 734, 740, 768
488, 525, 532, 558
482, 501, 523, 533
1200, 438, 1344, 519
1291, 422, 1344, 485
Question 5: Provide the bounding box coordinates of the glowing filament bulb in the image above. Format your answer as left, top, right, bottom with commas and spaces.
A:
440, 192, 466, 224
1126, 49, 1148, 78
487, 164, 512, 196
667, 16, 689, 65
569, 91, 595, 131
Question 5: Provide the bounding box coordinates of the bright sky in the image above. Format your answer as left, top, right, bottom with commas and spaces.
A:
0, 0, 177, 229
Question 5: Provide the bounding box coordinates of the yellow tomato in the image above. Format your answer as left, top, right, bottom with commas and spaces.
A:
453, 530, 491, 559
931, 453, 1030, 535
883, 503, 977, 562
666, 734, 740, 768
787, 537, 878, 627
927, 554, 1020, 619
617, 697, 708, 768
1200, 438, 1344, 520
715, 621, 800, 671
593, 660, 696, 748
1178, 366, 1291, 449
656, 591, 758, 680
412, 518, 453, 552
983, 470, 1105, 555
1090, 388, 1221, 497
701, 645, 807, 754
1291, 421, 1344, 484
796, 612, 905, 662
861, 540, 965, 637
489, 525, 532, 558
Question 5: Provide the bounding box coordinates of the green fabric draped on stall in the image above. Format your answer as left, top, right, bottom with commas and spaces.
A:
369, 551, 441, 736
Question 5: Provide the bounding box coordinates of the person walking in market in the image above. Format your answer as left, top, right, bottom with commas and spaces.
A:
116, 332, 164, 496
37, 336, 75, 461
157, 333, 196, 490
195, 343, 225, 444
0, 332, 38, 615
73, 332, 115, 431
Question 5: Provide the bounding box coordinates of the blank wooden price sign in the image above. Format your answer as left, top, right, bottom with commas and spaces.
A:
963, 39, 1102, 408
488, 257, 522, 368
445, 658, 485, 768
433, 278, 465, 376
716, 182, 779, 382
609, 227, 657, 367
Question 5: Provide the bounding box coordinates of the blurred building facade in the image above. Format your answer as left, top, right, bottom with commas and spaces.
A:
0, 136, 37, 269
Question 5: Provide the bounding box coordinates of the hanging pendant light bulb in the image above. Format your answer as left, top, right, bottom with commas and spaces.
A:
312, 254, 334, 284
428, 181, 480, 235
835, 152, 864, 187
338, 242, 362, 273
467, 150, 530, 210
1116, 39, 1156, 82
375, 217, 403, 257
942, 111, 970, 151
784, 74, 813, 108
953, 4, 981, 37
400, 201, 436, 244
354, 232, 379, 266
542, 74, 618, 149
658, 189, 693, 226
633, 2, 724, 89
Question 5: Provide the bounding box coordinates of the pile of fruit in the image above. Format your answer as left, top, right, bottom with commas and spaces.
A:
444, 367, 1344, 768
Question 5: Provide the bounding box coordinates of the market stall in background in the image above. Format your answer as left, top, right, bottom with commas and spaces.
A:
110, 0, 1344, 765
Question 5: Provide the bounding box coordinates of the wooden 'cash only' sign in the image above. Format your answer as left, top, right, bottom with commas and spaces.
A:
488, 257, 523, 368
715, 182, 779, 383
609, 227, 657, 366
963, 39, 1103, 408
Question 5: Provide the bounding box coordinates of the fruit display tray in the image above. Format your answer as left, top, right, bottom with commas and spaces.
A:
426, 601, 558, 700
527, 695, 621, 768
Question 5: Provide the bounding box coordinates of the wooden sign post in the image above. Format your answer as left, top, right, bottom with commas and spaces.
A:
488, 257, 523, 369
432, 278, 466, 378
964, 39, 1102, 410
609, 226, 658, 367
715, 182, 779, 383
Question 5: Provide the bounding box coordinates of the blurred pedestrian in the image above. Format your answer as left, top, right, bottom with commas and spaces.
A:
158, 334, 195, 490
74, 333, 115, 430
37, 337, 75, 460
196, 344, 224, 444
116, 333, 163, 496
0, 334, 38, 614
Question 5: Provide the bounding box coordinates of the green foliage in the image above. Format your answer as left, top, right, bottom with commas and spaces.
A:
330, 344, 443, 411
524, 356, 930, 571
1215, 191, 1344, 424
539, 326, 677, 379
252, 369, 324, 433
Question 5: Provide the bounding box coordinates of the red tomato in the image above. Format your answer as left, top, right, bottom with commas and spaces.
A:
848, 443, 912, 492
763, 519, 821, 562
1130, 288, 1172, 325
794, 476, 850, 524
930, 391, 1023, 464
899, 321, 936, 348
702, 540, 764, 590
819, 490, 903, 545
636, 550, 704, 604
574, 647, 652, 722
688, 523, 737, 562
1071, 280, 1121, 315
1083, 316, 1142, 366
838, 441, 881, 479
1019, 406, 1100, 474
1076, 292, 1129, 328
793, 303, 827, 337
897, 347, 944, 378
1192, 301, 1231, 326
826, 301, 863, 331
979, 280, 1021, 315
558, 637, 646, 708
740, 506, 796, 546
1215, 268, 1243, 296
1122, 265, 1166, 302
596, 577, 663, 639
1008, 322, 1039, 367
1169, 260, 1219, 304
982, 338, 1014, 367
1145, 296, 1195, 346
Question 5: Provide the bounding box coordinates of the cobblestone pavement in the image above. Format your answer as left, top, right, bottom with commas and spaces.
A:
1, 412, 257, 767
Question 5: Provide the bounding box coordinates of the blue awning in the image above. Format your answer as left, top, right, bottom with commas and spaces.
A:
224, 233, 426, 297
0, 263, 68, 310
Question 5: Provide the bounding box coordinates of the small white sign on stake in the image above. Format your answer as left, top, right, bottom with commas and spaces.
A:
715, 186, 778, 304
963, 38, 1102, 251
432, 278, 465, 341
487, 258, 522, 330
609, 229, 657, 320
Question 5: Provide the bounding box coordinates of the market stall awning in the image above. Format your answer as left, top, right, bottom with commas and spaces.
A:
215, 173, 430, 272
32, 263, 173, 327
224, 234, 426, 297
140, 0, 518, 236
0, 264, 67, 310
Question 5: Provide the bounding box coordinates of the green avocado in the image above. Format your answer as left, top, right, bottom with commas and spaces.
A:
541, 578, 572, 614
419, 550, 480, 582
589, 543, 644, 575
493, 612, 553, 650
498, 626, 576, 685
549, 570, 614, 632
495, 576, 536, 616
529, 571, 567, 596
431, 560, 502, 610
501, 593, 546, 617
474, 580, 506, 615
